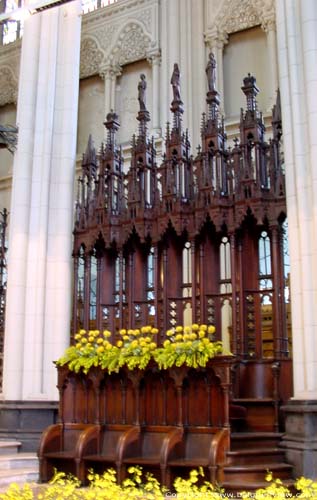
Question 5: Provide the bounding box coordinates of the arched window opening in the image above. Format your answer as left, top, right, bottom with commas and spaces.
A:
221, 298, 232, 353
261, 293, 273, 358
220, 236, 232, 294
259, 231, 272, 292
182, 242, 192, 298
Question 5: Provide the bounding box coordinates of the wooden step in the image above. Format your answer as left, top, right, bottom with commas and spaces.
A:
223, 462, 293, 484
221, 478, 295, 494
230, 432, 284, 450
226, 447, 286, 465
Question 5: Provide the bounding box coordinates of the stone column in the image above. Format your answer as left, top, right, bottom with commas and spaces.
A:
147, 50, 161, 136
276, 0, 317, 477
3, 0, 82, 401
262, 18, 279, 108
100, 63, 121, 120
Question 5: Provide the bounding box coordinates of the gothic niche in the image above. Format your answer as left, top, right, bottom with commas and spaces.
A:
73, 55, 292, 410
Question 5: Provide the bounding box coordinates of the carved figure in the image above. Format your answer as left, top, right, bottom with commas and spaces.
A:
206, 52, 217, 92
138, 74, 147, 111
171, 63, 181, 102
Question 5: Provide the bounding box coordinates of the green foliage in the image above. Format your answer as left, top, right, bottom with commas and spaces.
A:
153, 324, 224, 369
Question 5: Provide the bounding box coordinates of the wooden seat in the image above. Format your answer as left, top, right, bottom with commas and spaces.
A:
122, 425, 183, 486
38, 423, 99, 482
167, 426, 230, 486
83, 424, 140, 483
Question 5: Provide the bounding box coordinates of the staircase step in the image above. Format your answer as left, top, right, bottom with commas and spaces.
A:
226, 447, 286, 465
0, 439, 21, 455
0, 468, 39, 491
231, 432, 284, 450
223, 462, 293, 484
221, 478, 295, 494
0, 453, 38, 470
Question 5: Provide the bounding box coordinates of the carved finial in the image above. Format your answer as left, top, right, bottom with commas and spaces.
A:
272, 88, 282, 141
104, 110, 120, 150
83, 134, 96, 164
241, 73, 259, 111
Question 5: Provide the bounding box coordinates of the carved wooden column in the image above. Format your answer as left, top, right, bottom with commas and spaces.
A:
84, 252, 90, 330
229, 233, 237, 354
199, 242, 205, 324
72, 255, 79, 336
119, 250, 124, 330
191, 239, 197, 322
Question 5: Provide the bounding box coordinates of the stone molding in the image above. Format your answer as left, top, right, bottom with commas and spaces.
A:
81, 0, 159, 79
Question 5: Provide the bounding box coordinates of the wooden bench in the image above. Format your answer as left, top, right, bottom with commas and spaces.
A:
166, 426, 230, 486
122, 425, 183, 486
83, 424, 140, 483
38, 423, 100, 482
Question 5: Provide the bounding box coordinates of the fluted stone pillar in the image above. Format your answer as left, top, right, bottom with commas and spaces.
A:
3, 0, 81, 402
276, 0, 317, 477
100, 63, 122, 122
263, 19, 279, 107
147, 50, 161, 136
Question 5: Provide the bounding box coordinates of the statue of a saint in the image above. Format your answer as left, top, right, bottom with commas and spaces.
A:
206, 52, 217, 92
138, 74, 147, 111
171, 63, 181, 102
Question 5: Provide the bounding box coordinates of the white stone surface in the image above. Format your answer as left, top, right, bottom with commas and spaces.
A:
3, 0, 81, 401
276, 0, 317, 399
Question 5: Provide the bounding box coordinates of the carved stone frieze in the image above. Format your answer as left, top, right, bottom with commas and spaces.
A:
207, 0, 276, 43
0, 66, 18, 106
109, 22, 152, 66
134, 7, 152, 33
80, 37, 104, 79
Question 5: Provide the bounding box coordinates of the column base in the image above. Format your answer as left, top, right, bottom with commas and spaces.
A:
280, 399, 317, 477
0, 400, 58, 451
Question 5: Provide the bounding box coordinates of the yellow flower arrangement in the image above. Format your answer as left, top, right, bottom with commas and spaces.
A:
56, 324, 224, 373
117, 326, 158, 370
153, 324, 223, 369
